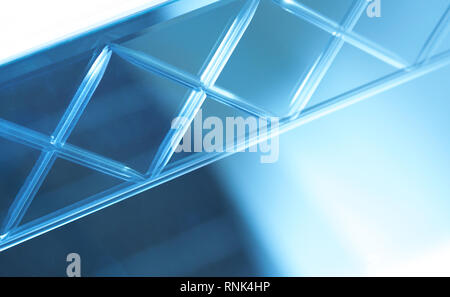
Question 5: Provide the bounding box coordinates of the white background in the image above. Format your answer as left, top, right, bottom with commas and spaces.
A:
0, 0, 167, 63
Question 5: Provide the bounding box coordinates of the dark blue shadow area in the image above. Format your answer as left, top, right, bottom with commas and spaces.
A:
0, 166, 262, 276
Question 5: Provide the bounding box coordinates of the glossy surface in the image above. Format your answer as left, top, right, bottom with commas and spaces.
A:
0, 0, 449, 257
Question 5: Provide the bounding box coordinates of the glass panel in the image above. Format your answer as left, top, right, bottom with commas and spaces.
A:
119, 0, 244, 76
167, 97, 265, 168
306, 43, 396, 109
67, 53, 192, 173
214, 0, 332, 116
353, 0, 450, 63
0, 54, 91, 134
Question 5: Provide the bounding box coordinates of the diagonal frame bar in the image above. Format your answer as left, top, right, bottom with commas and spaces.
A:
0, 119, 145, 182
288, 0, 368, 115
415, 5, 450, 64
146, 0, 260, 177
109, 43, 274, 118
272, 0, 408, 69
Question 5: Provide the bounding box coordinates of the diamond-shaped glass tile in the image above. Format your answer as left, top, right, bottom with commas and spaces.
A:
353, 0, 450, 63
119, 0, 244, 76
214, 0, 332, 116
67, 53, 193, 173
166, 97, 266, 170
306, 43, 396, 109
0, 54, 91, 134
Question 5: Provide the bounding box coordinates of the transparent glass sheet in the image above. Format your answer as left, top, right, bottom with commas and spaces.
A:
0, 0, 449, 251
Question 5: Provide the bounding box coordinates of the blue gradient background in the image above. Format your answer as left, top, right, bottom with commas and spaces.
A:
0, 0, 449, 276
